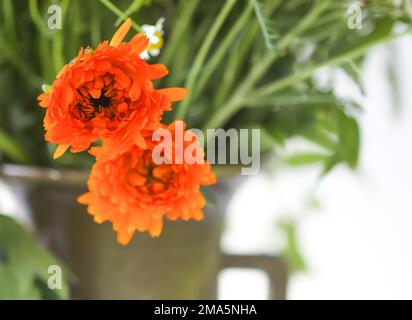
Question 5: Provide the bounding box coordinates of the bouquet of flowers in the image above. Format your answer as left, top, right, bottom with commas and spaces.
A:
38, 19, 216, 244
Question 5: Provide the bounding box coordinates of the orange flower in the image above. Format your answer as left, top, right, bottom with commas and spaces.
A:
38, 18, 187, 160
77, 121, 217, 245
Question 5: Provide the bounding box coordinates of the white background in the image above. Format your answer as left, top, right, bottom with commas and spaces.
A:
219, 35, 412, 300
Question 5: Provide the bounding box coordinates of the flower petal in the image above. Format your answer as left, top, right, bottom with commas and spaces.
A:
53, 144, 70, 159
110, 18, 132, 47
157, 88, 188, 102
149, 218, 163, 237
77, 192, 93, 204
149, 64, 169, 79
128, 80, 141, 101
133, 131, 147, 149
130, 33, 149, 55
117, 232, 134, 245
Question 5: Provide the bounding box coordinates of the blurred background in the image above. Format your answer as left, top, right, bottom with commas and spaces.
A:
0, 0, 411, 299
220, 36, 412, 299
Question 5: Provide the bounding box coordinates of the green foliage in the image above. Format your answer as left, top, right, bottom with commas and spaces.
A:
278, 219, 306, 273
286, 153, 329, 166
0, 0, 410, 175
0, 129, 32, 164
0, 214, 71, 299
0, 0, 163, 167
251, 0, 280, 51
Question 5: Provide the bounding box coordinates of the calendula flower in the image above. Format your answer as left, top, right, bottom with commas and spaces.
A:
77, 121, 216, 245
140, 17, 165, 60
38, 18, 186, 160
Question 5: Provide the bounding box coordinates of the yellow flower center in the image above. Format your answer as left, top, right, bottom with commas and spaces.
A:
148, 31, 164, 51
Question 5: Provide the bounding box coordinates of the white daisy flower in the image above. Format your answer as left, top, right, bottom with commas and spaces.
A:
140, 17, 165, 60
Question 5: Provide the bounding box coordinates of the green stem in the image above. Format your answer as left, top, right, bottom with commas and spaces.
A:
0, 40, 42, 88
204, 0, 331, 130
160, 0, 200, 67
98, 0, 141, 31
115, 0, 145, 26
28, 0, 54, 37
2, 0, 17, 43
192, 2, 254, 100
277, 0, 333, 51
51, 0, 67, 73
52, 32, 65, 73
252, 28, 412, 99
214, 35, 247, 108
208, 27, 412, 130
175, 0, 238, 120
214, 0, 281, 107
91, 3, 102, 47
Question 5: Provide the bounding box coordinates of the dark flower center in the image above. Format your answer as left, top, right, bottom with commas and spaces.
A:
72, 73, 132, 122
125, 152, 176, 196
90, 91, 112, 109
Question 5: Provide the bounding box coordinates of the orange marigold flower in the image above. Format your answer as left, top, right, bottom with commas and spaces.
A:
77, 121, 217, 245
37, 18, 187, 160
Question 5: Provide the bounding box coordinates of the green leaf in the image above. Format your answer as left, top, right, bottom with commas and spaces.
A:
321, 154, 340, 177
245, 90, 344, 109
286, 152, 329, 166
0, 214, 71, 299
251, 0, 280, 51
331, 16, 396, 58
302, 129, 337, 152
278, 219, 306, 273
337, 111, 360, 169
342, 60, 366, 95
